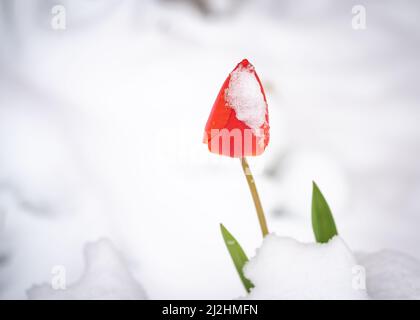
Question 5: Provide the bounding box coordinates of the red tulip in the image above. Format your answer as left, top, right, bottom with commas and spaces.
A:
203, 59, 269, 158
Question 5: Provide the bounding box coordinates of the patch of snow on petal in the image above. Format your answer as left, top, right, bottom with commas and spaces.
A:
225, 64, 267, 133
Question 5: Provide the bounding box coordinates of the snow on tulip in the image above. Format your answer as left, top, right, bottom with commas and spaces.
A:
204, 59, 346, 296
203, 59, 269, 158
203, 59, 270, 238
204, 59, 271, 293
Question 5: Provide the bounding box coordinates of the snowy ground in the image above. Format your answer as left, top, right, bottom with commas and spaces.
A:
0, 0, 420, 299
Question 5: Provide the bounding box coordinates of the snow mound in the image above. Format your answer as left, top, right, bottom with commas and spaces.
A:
358, 250, 420, 299
244, 235, 368, 300
225, 64, 267, 132
27, 238, 147, 300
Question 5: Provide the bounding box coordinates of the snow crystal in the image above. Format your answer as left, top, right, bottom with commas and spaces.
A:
225, 64, 267, 133
358, 250, 420, 299
26, 239, 147, 300
244, 235, 369, 300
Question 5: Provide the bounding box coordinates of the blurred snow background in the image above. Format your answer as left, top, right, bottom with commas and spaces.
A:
0, 0, 419, 299
27, 238, 147, 299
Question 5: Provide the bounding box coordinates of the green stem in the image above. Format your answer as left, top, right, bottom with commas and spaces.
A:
240, 157, 269, 237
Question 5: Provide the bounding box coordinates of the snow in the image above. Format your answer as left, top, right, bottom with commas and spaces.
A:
0, 0, 420, 299
27, 239, 147, 300
225, 63, 267, 133
358, 250, 420, 300
24, 235, 420, 300
244, 235, 368, 299
244, 235, 420, 300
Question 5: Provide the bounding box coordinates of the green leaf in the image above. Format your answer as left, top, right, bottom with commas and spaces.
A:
311, 181, 338, 243
220, 223, 254, 293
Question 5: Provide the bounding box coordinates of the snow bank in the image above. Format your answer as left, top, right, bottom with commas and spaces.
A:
27, 239, 147, 300
358, 250, 420, 299
244, 235, 368, 299
225, 63, 267, 133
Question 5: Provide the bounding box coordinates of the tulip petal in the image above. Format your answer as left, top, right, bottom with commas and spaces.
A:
204, 59, 269, 157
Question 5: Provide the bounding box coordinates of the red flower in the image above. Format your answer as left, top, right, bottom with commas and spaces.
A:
203, 59, 269, 158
